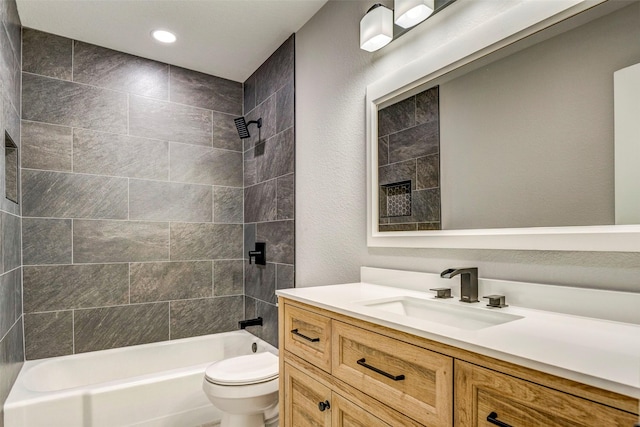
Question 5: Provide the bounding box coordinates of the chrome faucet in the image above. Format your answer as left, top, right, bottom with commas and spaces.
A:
440, 268, 479, 303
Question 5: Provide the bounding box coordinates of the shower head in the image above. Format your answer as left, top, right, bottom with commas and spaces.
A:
234, 117, 262, 139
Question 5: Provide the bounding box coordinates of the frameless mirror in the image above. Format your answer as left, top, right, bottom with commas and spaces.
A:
366, 0, 640, 251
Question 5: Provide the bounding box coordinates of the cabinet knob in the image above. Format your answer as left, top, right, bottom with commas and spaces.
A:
318, 400, 331, 412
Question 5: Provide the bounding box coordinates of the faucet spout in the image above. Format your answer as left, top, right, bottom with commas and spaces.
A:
440, 268, 479, 303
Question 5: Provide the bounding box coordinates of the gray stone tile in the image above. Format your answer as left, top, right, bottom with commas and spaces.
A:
22, 72, 128, 134
255, 35, 294, 105
73, 220, 170, 263
23, 264, 129, 312
413, 188, 441, 223
378, 96, 415, 137
129, 95, 212, 146
214, 187, 243, 224
277, 174, 294, 220
129, 179, 212, 222
378, 135, 389, 166
243, 95, 276, 150
73, 129, 169, 180
256, 220, 294, 265
253, 300, 278, 348
22, 218, 72, 265
243, 147, 257, 187
21, 121, 73, 172
170, 296, 243, 339
0, 318, 24, 407
2, 0, 20, 60
169, 143, 243, 187
276, 81, 294, 133
0, 24, 18, 114
0, 271, 17, 340
214, 260, 243, 296
417, 154, 439, 190
244, 181, 276, 223
388, 121, 439, 164
415, 86, 439, 125
1, 212, 20, 272
244, 224, 256, 260
170, 223, 242, 261
244, 296, 257, 320
379, 223, 417, 232
24, 311, 73, 360
130, 261, 212, 303
169, 66, 242, 115
418, 222, 441, 231
213, 111, 242, 152
379, 159, 416, 190
257, 127, 294, 182
243, 71, 256, 113
245, 261, 276, 304
73, 41, 169, 99
74, 303, 169, 353
276, 264, 294, 290
22, 28, 72, 80
22, 170, 128, 219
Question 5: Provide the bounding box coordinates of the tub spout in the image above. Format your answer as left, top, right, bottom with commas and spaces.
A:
239, 317, 263, 329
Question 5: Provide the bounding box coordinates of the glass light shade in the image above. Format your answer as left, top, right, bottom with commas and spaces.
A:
394, 0, 434, 28
360, 4, 393, 52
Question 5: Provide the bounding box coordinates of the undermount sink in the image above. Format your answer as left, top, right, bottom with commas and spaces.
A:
357, 296, 523, 330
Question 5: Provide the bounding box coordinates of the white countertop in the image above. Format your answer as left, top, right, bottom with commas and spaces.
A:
277, 272, 640, 399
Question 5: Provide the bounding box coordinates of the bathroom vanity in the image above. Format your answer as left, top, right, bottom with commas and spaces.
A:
277, 268, 640, 426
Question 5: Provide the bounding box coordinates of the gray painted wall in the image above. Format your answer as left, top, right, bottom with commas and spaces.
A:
21, 29, 246, 359
243, 35, 295, 348
0, 0, 23, 423
295, 0, 640, 294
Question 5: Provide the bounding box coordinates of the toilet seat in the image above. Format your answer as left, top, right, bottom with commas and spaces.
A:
205, 352, 278, 386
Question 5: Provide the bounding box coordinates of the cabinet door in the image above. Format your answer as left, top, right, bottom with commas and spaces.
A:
283, 363, 332, 427
284, 304, 332, 372
455, 360, 638, 427
331, 393, 391, 427
332, 320, 453, 427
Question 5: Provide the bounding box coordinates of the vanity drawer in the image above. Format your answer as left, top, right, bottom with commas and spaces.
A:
455, 360, 638, 427
284, 303, 332, 372
331, 320, 453, 427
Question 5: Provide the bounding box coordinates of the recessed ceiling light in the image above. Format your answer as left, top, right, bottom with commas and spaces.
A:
152, 30, 176, 44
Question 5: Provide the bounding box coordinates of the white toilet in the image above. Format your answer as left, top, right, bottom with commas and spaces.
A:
202, 351, 279, 427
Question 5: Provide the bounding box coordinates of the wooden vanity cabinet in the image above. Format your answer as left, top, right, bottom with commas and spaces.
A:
455, 361, 638, 427
279, 298, 639, 427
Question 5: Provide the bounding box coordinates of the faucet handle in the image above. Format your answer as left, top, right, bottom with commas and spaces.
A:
483, 295, 508, 308
430, 287, 453, 299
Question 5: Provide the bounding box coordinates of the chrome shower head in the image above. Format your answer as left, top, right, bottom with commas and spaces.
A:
234, 117, 262, 139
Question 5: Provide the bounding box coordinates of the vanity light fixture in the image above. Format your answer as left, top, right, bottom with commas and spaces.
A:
151, 29, 176, 44
360, 4, 394, 52
394, 0, 434, 28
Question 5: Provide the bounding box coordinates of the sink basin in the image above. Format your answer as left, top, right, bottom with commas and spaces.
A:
357, 296, 523, 330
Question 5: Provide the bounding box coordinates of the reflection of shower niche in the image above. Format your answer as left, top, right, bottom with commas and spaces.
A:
378, 86, 440, 232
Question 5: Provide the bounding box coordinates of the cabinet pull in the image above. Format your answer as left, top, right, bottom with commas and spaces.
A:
290, 328, 320, 342
487, 412, 512, 427
318, 400, 330, 411
356, 358, 406, 381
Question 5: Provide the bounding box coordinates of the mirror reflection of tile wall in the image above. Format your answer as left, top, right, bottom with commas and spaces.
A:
378, 86, 440, 232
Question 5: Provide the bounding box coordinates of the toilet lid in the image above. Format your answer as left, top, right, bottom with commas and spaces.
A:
205, 352, 279, 385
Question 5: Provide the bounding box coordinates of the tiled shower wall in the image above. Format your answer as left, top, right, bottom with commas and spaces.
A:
378, 86, 440, 231
243, 35, 295, 347
21, 28, 246, 359
0, 0, 23, 422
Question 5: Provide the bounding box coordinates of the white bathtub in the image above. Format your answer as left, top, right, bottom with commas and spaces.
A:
4, 330, 278, 427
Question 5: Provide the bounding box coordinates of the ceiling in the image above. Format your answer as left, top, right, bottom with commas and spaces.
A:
16, 0, 328, 82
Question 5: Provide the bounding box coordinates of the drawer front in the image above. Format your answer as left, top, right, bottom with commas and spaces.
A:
331, 393, 391, 427
284, 304, 332, 372
455, 360, 638, 427
283, 363, 331, 427
332, 320, 453, 427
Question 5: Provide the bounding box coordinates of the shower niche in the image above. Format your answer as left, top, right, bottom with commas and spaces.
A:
4, 131, 18, 204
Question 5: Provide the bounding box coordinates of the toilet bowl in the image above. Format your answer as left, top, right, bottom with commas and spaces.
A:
203, 351, 279, 427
